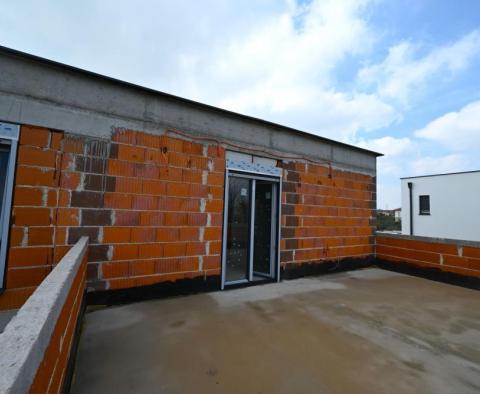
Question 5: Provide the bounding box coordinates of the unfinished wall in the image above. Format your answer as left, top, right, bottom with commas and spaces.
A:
74, 128, 225, 291
0, 124, 378, 306
0, 125, 63, 310
279, 161, 375, 277
0, 237, 88, 394
377, 234, 480, 279
0, 125, 224, 307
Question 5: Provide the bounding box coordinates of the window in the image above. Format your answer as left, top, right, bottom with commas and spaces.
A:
419, 195, 430, 215
0, 122, 19, 291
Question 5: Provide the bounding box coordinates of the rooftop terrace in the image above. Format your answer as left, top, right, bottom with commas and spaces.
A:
71, 268, 480, 394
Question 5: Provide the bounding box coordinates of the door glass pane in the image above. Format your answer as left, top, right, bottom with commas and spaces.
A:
0, 147, 11, 243
253, 181, 273, 276
225, 177, 251, 282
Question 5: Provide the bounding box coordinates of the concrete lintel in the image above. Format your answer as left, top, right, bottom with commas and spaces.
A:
0, 237, 88, 394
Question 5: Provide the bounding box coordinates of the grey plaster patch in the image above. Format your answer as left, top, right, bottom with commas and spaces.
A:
344, 268, 404, 280
209, 277, 345, 308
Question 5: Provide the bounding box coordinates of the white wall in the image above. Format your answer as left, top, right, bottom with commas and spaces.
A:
401, 172, 480, 242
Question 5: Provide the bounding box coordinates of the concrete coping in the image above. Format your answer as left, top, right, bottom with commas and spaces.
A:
376, 231, 480, 249
0, 237, 88, 394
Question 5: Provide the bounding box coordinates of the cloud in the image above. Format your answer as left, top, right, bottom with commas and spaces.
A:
414, 100, 480, 150
359, 133, 473, 176
220, 89, 399, 142
0, 1, 289, 92
409, 154, 470, 176
357, 136, 413, 158
357, 136, 415, 176
0, 0, 400, 143
213, 0, 373, 95
0, 4, 401, 132
172, 0, 400, 142
358, 134, 475, 209
372, 150, 472, 209
1, 0, 479, 209
358, 30, 480, 105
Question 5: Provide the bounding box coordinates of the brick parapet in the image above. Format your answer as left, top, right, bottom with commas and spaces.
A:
376, 233, 480, 278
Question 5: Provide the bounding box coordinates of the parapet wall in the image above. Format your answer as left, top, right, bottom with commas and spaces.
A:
376, 233, 480, 285
0, 237, 88, 394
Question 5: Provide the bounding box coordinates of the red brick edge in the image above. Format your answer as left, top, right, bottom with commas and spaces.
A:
0, 238, 88, 394
376, 234, 480, 286
30, 251, 87, 393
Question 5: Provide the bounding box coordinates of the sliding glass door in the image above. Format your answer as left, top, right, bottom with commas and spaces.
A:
253, 181, 276, 277
225, 177, 251, 283
222, 172, 280, 288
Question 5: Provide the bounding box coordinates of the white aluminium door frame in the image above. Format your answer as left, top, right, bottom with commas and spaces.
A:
0, 122, 19, 291
221, 167, 282, 290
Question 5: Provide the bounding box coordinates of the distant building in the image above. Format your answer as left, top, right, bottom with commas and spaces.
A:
377, 208, 401, 222
376, 208, 401, 232
394, 208, 401, 222
401, 170, 480, 242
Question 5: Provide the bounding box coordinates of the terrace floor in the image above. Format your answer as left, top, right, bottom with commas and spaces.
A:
71, 268, 480, 394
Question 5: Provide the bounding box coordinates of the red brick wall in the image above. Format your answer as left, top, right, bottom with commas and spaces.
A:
377, 235, 480, 278
29, 248, 87, 393
0, 125, 63, 310
0, 125, 224, 308
79, 129, 225, 291
279, 161, 375, 273
1, 124, 377, 308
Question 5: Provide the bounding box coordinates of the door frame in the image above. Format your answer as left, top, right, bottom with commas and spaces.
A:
0, 122, 19, 291
221, 168, 282, 289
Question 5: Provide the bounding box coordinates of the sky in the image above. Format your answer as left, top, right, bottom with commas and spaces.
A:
1, 0, 480, 209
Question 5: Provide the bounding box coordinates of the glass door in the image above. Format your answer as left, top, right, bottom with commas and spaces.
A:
253, 181, 277, 278
222, 172, 280, 288
225, 177, 251, 283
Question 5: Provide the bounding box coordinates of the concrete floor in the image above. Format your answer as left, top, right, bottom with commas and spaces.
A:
71, 268, 480, 394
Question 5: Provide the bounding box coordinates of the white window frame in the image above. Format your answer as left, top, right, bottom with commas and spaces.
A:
0, 122, 19, 291
419, 194, 430, 216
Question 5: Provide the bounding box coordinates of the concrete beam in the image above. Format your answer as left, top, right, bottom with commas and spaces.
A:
0, 47, 379, 175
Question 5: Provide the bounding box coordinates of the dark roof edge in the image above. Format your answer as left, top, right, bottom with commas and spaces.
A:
0, 45, 382, 157
401, 169, 480, 180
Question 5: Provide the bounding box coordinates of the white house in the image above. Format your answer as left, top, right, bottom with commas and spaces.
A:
401, 170, 480, 242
